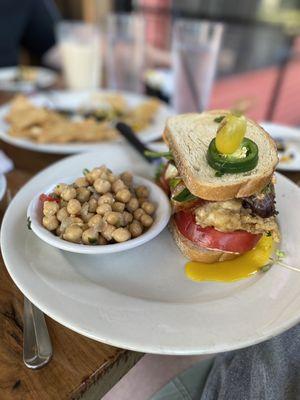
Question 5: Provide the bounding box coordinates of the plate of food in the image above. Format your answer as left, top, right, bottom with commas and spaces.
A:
0, 90, 173, 153
261, 122, 300, 171
0, 66, 57, 92
2, 112, 300, 355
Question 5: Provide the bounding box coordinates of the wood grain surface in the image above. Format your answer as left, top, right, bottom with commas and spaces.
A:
0, 141, 143, 400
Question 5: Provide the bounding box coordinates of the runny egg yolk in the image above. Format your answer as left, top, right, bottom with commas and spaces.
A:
185, 236, 274, 283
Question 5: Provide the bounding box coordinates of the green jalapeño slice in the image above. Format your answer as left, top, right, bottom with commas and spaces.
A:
207, 137, 258, 174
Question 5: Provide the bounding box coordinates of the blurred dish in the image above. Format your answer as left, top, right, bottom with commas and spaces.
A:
0, 174, 6, 202
0, 90, 174, 153
261, 122, 300, 171
0, 66, 57, 92
2, 144, 300, 355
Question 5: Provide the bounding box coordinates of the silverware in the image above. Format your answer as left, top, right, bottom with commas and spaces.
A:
23, 296, 52, 369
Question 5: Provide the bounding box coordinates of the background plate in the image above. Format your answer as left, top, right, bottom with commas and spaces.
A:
0, 90, 173, 154
2, 144, 300, 355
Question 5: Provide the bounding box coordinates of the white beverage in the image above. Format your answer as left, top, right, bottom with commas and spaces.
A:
61, 40, 101, 90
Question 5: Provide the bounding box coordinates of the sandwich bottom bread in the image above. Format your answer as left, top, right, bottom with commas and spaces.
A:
152, 110, 280, 263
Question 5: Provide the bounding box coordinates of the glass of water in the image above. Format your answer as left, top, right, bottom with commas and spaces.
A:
105, 13, 145, 93
172, 19, 224, 113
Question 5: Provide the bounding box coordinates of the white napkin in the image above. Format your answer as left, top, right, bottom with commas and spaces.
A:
0, 150, 14, 174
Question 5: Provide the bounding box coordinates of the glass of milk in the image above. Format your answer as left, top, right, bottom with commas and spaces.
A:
57, 21, 102, 90
105, 14, 145, 93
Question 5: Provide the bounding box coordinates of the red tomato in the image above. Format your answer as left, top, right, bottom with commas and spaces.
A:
39, 193, 60, 203
174, 210, 261, 253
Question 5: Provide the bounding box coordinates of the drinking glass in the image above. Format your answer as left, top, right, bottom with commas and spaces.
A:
56, 21, 102, 90
172, 19, 224, 113
105, 14, 145, 93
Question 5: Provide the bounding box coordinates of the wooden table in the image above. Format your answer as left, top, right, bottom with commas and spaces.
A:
0, 141, 143, 400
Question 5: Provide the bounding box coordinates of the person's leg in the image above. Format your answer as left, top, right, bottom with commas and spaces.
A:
150, 357, 214, 400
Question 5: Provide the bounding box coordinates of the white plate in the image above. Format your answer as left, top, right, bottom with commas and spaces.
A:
261, 122, 300, 171
0, 174, 6, 201
0, 90, 174, 154
2, 144, 300, 355
28, 175, 171, 254
0, 66, 57, 92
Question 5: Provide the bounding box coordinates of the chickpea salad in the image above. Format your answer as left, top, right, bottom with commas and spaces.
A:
39, 166, 156, 245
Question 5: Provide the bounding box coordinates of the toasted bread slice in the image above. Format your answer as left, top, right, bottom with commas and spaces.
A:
163, 110, 278, 201
170, 219, 238, 263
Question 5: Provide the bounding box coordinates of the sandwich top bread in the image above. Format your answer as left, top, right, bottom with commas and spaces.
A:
163, 110, 278, 201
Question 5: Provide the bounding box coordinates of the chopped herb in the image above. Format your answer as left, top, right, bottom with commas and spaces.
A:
215, 171, 224, 177
266, 231, 272, 237
214, 115, 225, 123
169, 177, 182, 189
27, 217, 32, 230
144, 150, 174, 161
83, 168, 90, 175
275, 249, 286, 261
155, 162, 165, 180
88, 237, 98, 245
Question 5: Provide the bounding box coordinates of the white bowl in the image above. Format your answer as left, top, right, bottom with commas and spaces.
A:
27, 175, 171, 254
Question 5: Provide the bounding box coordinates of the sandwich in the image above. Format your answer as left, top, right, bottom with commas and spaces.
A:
151, 110, 279, 263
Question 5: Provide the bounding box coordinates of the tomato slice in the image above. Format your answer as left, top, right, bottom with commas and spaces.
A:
174, 210, 261, 253
39, 193, 60, 203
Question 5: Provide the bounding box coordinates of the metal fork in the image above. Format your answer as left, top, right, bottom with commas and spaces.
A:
5, 188, 53, 369
23, 297, 53, 369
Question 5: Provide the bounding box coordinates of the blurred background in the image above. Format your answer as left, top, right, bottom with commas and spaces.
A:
1, 0, 300, 124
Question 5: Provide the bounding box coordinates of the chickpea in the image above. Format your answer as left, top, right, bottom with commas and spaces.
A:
112, 228, 131, 243
90, 168, 103, 182
63, 224, 83, 243
82, 228, 99, 245
141, 201, 156, 215
80, 202, 94, 222
135, 186, 149, 198
122, 211, 133, 225
129, 220, 143, 237
140, 214, 153, 228
120, 171, 133, 187
105, 211, 123, 227
67, 199, 81, 215
96, 203, 112, 215
61, 186, 77, 201
88, 214, 103, 228
98, 193, 114, 205
43, 215, 59, 231
76, 187, 91, 203
94, 179, 111, 194
116, 189, 131, 203
138, 197, 148, 206
101, 223, 116, 241
54, 183, 67, 195
133, 208, 145, 221
60, 216, 84, 233
126, 197, 139, 212
75, 177, 88, 187
112, 201, 125, 212
107, 173, 117, 183
112, 179, 126, 193
43, 201, 59, 217
98, 235, 108, 245
57, 207, 69, 222
88, 197, 98, 213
